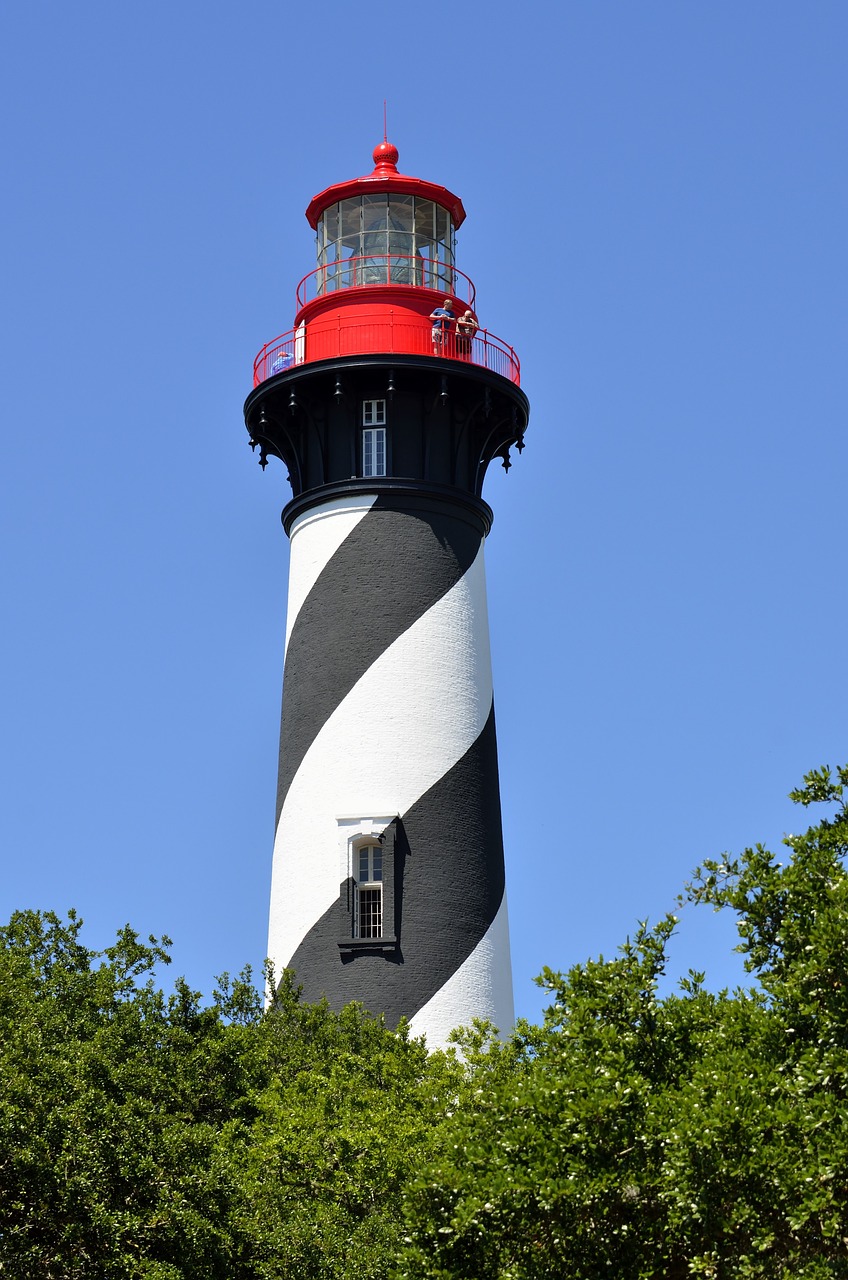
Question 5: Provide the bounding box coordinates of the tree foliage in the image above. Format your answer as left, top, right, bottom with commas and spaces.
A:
1, 765, 846, 1278
396, 765, 848, 1279
0, 913, 460, 1278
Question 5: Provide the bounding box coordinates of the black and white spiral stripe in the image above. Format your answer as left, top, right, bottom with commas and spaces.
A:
267, 490, 514, 1049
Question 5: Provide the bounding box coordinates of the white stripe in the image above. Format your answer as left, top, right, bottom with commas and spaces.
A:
284, 494, 377, 652
268, 542, 493, 972
408, 893, 514, 1051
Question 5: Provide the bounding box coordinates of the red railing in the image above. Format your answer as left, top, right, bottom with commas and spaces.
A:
295, 256, 477, 310
253, 315, 520, 387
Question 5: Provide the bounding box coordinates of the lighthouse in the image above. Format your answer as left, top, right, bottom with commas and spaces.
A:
243, 140, 529, 1049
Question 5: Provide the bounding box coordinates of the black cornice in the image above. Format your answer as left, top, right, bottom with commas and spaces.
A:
281, 478, 494, 538
244, 352, 529, 425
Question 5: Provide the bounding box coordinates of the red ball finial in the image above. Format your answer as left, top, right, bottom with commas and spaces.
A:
372, 140, 399, 172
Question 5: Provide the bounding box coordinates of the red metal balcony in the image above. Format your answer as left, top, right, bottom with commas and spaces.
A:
253, 316, 520, 387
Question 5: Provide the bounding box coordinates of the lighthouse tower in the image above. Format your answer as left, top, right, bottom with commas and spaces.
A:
244, 140, 529, 1049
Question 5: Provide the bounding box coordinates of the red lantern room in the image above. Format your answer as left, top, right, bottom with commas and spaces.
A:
253, 140, 520, 385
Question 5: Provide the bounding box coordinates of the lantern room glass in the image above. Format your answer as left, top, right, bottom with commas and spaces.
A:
316, 194, 455, 294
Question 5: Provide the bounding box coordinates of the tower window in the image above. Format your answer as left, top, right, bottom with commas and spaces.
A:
362, 399, 386, 426
355, 843, 383, 939
337, 818, 399, 954
362, 427, 386, 477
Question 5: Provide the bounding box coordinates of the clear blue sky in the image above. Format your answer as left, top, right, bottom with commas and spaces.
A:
1, 3, 846, 1025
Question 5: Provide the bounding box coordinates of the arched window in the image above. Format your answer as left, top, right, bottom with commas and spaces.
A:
354, 841, 383, 939
336, 818, 399, 955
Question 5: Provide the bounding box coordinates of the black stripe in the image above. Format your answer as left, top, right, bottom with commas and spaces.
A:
283, 705, 506, 1030
276, 494, 484, 823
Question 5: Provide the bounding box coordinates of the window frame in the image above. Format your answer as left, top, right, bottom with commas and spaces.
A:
354, 841, 383, 940
337, 818, 400, 955
361, 402, 387, 478
361, 427, 386, 477
362, 399, 386, 427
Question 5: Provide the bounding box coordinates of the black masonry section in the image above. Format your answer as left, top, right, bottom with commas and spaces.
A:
244, 356, 529, 499
284, 705, 506, 1029
275, 493, 485, 823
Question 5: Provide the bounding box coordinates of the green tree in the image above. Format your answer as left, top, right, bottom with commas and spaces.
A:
397, 765, 848, 1279
229, 976, 461, 1280
0, 909, 264, 1278
0, 912, 461, 1279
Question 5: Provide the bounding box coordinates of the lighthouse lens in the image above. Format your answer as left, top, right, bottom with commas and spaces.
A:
315, 195, 454, 296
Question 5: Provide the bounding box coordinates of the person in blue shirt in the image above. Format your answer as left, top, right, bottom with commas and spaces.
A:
270, 350, 294, 375
429, 299, 455, 352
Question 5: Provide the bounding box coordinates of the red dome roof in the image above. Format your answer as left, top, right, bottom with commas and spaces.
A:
305, 141, 466, 229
